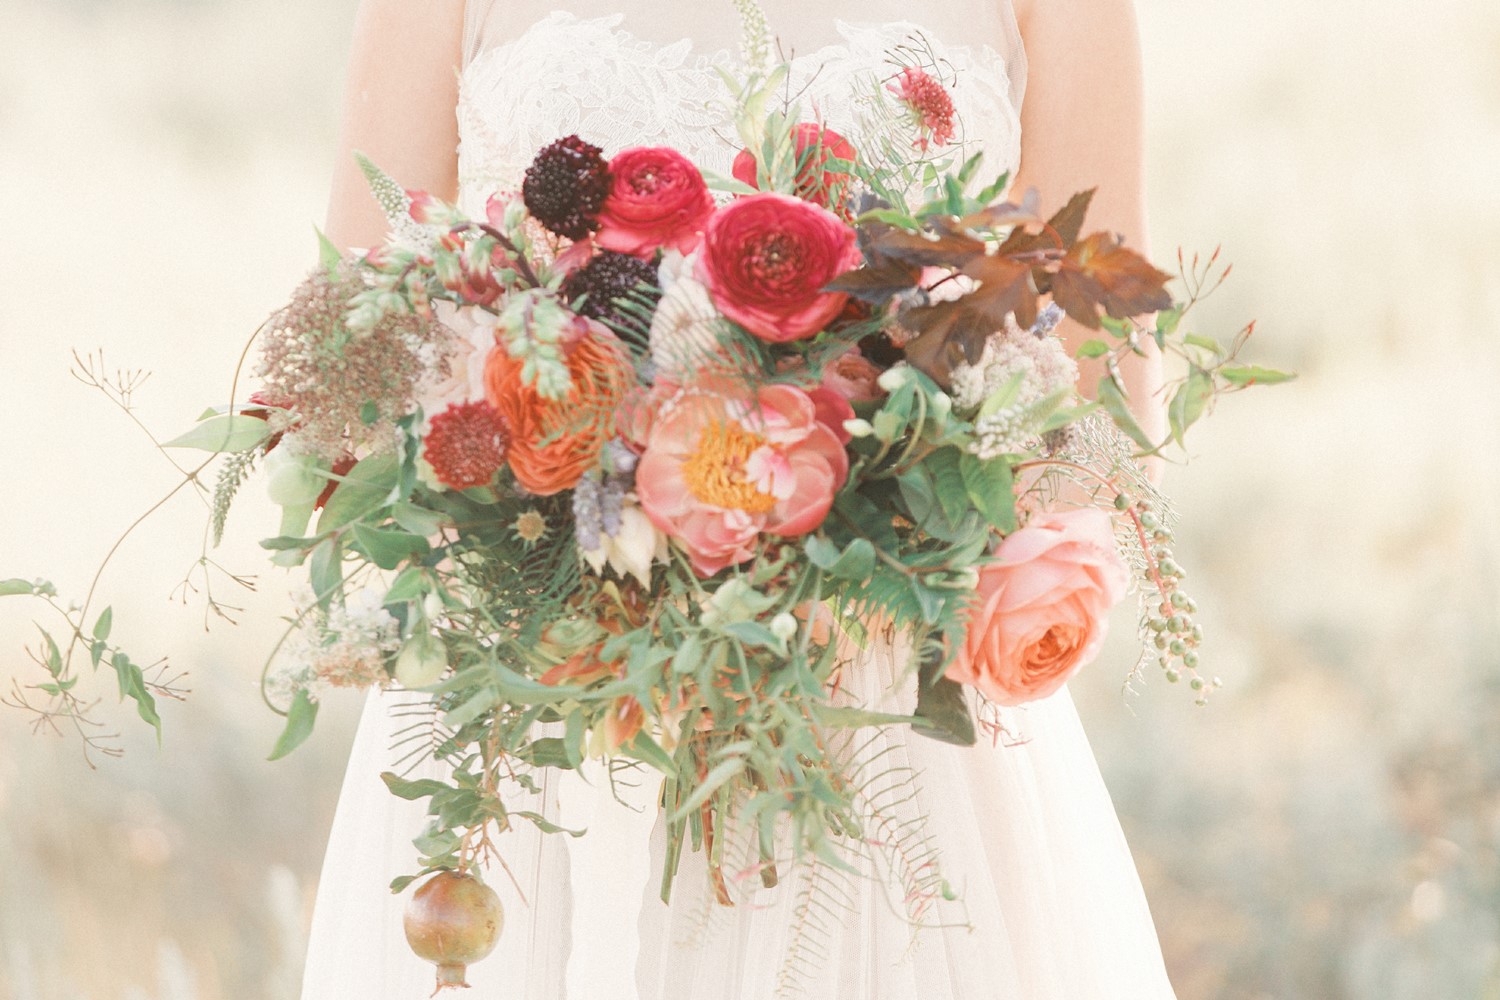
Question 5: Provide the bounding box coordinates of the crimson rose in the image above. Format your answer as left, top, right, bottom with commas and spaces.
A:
595, 146, 716, 258
695, 192, 859, 343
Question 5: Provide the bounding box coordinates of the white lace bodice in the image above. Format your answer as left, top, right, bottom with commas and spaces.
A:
455, 7, 1026, 218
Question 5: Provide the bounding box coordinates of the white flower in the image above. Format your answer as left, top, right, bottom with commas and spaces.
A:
949, 315, 1079, 413
416, 301, 501, 418
579, 494, 668, 589
649, 249, 727, 379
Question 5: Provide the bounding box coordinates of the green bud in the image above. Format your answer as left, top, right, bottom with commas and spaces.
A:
1114, 494, 1131, 511
1169, 638, 1187, 656
1165, 669, 1181, 683
1182, 650, 1199, 669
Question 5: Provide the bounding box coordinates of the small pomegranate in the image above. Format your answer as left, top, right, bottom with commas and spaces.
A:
403, 870, 504, 991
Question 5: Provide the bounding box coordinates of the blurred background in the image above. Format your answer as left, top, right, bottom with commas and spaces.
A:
1, 0, 1497, 997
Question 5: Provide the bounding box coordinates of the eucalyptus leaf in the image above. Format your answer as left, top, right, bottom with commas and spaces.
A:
1220, 364, 1296, 386
351, 523, 430, 571
162, 414, 268, 454
268, 688, 317, 760
1168, 367, 1215, 446
317, 451, 400, 531
1096, 376, 1159, 454
379, 772, 450, 801
0, 579, 35, 597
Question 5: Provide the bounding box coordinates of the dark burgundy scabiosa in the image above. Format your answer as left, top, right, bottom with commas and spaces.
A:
561, 250, 659, 327
423, 400, 511, 491
521, 135, 612, 241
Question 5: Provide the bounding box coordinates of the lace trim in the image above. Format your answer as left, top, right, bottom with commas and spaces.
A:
455, 10, 1023, 218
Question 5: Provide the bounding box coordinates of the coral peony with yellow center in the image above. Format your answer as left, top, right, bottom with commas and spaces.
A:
636, 382, 848, 576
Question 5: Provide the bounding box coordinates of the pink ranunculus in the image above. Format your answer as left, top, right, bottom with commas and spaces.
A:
947, 508, 1129, 706
696, 192, 860, 343
595, 146, 716, 258
635, 381, 849, 576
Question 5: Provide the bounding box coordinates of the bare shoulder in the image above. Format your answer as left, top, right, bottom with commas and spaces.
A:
324, 0, 467, 251
1010, 0, 1141, 40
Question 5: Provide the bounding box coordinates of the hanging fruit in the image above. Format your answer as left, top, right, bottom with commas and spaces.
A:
403, 870, 504, 991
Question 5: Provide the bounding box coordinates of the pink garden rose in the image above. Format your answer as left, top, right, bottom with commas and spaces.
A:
696, 192, 860, 343
821, 347, 885, 403
947, 508, 1129, 706
635, 381, 849, 576
595, 146, 715, 258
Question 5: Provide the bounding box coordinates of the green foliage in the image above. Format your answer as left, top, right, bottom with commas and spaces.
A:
162, 413, 269, 454
267, 688, 318, 761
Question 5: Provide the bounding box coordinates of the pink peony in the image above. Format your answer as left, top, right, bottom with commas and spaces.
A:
635, 381, 849, 576
947, 508, 1129, 706
595, 146, 716, 258
696, 192, 860, 343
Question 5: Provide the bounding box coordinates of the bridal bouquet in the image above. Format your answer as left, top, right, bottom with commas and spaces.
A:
5, 14, 1289, 991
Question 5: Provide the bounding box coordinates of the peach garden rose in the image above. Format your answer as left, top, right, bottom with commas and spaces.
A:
947, 507, 1130, 706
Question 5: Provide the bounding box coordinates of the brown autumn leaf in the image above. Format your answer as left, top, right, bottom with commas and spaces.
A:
900, 299, 1002, 384
824, 257, 923, 302
961, 254, 1040, 330
993, 188, 1094, 259
954, 186, 1042, 231
864, 226, 987, 268
1050, 232, 1174, 329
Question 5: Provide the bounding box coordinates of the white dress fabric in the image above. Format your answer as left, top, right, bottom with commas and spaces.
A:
300, 6, 1180, 998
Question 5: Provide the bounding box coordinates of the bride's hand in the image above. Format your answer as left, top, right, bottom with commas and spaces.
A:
324, 0, 466, 253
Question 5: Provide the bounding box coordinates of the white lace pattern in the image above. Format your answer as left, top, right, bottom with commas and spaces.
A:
455, 11, 1023, 217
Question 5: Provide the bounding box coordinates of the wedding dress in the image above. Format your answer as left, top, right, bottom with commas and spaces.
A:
300, 4, 1180, 998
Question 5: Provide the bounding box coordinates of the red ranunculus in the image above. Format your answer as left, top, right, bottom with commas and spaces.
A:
731, 123, 858, 211
595, 146, 716, 258
695, 192, 860, 343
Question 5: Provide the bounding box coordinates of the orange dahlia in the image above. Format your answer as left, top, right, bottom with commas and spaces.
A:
483, 320, 633, 495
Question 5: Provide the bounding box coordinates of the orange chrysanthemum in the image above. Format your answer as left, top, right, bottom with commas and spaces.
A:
483, 321, 633, 495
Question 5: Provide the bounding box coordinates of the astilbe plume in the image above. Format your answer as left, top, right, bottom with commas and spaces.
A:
255, 260, 449, 462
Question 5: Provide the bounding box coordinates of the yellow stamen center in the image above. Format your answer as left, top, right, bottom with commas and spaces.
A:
681, 419, 778, 513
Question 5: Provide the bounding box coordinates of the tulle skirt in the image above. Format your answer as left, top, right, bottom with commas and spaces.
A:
299, 631, 1179, 999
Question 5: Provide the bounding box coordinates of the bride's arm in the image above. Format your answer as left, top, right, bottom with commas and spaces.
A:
324, 0, 466, 252
1009, 0, 1167, 480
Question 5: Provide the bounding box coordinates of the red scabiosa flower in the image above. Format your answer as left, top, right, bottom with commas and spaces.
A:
423, 400, 511, 491
887, 66, 957, 151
